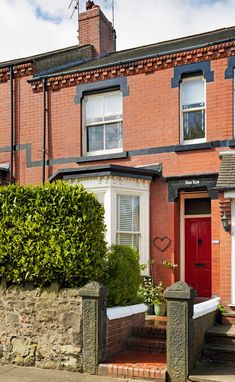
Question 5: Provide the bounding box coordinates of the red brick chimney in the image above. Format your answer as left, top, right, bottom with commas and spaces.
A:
79, 1, 116, 57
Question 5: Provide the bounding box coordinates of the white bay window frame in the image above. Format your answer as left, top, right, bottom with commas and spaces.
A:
180, 76, 206, 145
70, 176, 150, 273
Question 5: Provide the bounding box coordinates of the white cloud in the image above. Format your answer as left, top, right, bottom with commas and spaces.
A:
0, 0, 235, 62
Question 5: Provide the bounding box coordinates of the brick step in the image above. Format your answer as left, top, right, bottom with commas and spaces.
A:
133, 324, 166, 339
145, 315, 167, 326
98, 350, 166, 381
205, 324, 235, 346
222, 312, 235, 325
126, 336, 166, 353
203, 343, 235, 362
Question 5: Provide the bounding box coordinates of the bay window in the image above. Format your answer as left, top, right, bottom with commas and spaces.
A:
70, 176, 150, 270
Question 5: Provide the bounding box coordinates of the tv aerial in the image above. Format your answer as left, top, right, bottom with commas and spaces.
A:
68, 0, 80, 20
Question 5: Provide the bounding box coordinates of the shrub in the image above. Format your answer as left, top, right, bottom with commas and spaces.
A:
104, 245, 142, 307
0, 181, 106, 287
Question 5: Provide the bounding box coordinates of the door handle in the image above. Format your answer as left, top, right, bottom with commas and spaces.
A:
195, 263, 205, 267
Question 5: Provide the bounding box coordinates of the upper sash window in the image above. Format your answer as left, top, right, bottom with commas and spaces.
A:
83, 90, 123, 155
180, 76, 206, 144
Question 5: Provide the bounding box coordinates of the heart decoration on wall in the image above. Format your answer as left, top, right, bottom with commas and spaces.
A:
153, 236, 172, 253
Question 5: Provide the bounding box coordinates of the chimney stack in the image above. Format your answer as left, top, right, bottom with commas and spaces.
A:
79, 1, 116, 57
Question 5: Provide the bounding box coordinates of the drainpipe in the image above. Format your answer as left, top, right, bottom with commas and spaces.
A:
9, 65, 14, 184
42, 78, 47, 185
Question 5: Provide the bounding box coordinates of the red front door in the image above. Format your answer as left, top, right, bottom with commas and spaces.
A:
185, 217, 211, 297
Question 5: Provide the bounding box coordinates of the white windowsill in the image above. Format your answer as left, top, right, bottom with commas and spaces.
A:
85, 148, 123, 157
181, 138, 206, 145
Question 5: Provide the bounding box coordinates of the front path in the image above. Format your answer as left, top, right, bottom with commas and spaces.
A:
0, 365, 148, 382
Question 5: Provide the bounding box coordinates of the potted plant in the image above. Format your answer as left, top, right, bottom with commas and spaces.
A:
138, 276, 155, 314
153, 282, 166, 316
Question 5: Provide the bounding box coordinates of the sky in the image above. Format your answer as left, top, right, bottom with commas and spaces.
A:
1, 0, 235, 62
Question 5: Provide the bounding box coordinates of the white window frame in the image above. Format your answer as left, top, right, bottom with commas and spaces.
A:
180, 76, 206, 145
83, 90, 123, 156
70, 177, 150, 274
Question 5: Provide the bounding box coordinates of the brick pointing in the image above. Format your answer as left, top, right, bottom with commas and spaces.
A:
79, 6, 115, 57
106, 313, 145, 359
0, 37, 234, 305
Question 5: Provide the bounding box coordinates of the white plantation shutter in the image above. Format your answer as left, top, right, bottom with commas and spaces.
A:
116, 195, 140, 252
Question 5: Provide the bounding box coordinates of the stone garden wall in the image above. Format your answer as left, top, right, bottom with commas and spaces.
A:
0, 283, 82, 371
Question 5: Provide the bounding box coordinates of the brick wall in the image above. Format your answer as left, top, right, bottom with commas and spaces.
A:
79, 6, 114, 56
0, 56, 232, 184
0, 51, 234, 304
106, 312, 145, 359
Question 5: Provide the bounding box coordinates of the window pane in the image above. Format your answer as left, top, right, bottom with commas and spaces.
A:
85, 95, 103, 125
105, 123, 122, 150
181, 78, 205, 107
185, 198, 211, 215
116, 233, 139, 252
87, 125, 104, 152
104, 92, 122, 121
117, 195, 140, 232
183, 110, 205, 140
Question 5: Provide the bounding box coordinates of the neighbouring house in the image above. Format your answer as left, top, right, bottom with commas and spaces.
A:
1, 1, 235, 306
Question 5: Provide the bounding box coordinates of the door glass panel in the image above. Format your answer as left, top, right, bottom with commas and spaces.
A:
185, 198, 211, 215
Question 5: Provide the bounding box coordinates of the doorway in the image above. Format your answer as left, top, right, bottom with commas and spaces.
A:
181, 194, 212, 297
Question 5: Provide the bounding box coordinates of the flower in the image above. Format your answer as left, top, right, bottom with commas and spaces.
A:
162, 259, 178, 269
152, 282, 166, 305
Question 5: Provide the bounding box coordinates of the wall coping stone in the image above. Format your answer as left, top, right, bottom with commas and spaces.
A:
193, 297, 220, 319
107, 303, 147, 320
79, 281, 108, 298
164, 280, 196, 300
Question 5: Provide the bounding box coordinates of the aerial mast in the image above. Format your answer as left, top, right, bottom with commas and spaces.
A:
68, 0, 80, 20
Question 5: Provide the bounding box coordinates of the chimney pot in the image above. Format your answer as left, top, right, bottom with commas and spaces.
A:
86, 1, 95, 11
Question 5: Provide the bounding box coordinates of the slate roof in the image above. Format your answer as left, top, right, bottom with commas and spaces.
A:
0, 44, 93, 77
51, 26, 235, 76
2, 25, 235, 79
216, 152, 235, 190
48, 164, 161, 182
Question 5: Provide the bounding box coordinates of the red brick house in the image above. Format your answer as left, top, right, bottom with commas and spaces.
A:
1, 2, 235, 306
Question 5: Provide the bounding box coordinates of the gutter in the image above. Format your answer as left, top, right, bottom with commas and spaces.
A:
28, 37, 235, 83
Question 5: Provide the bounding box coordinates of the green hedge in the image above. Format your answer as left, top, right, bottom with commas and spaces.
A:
104, 245, 142, 307
0, 181, 106, 287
